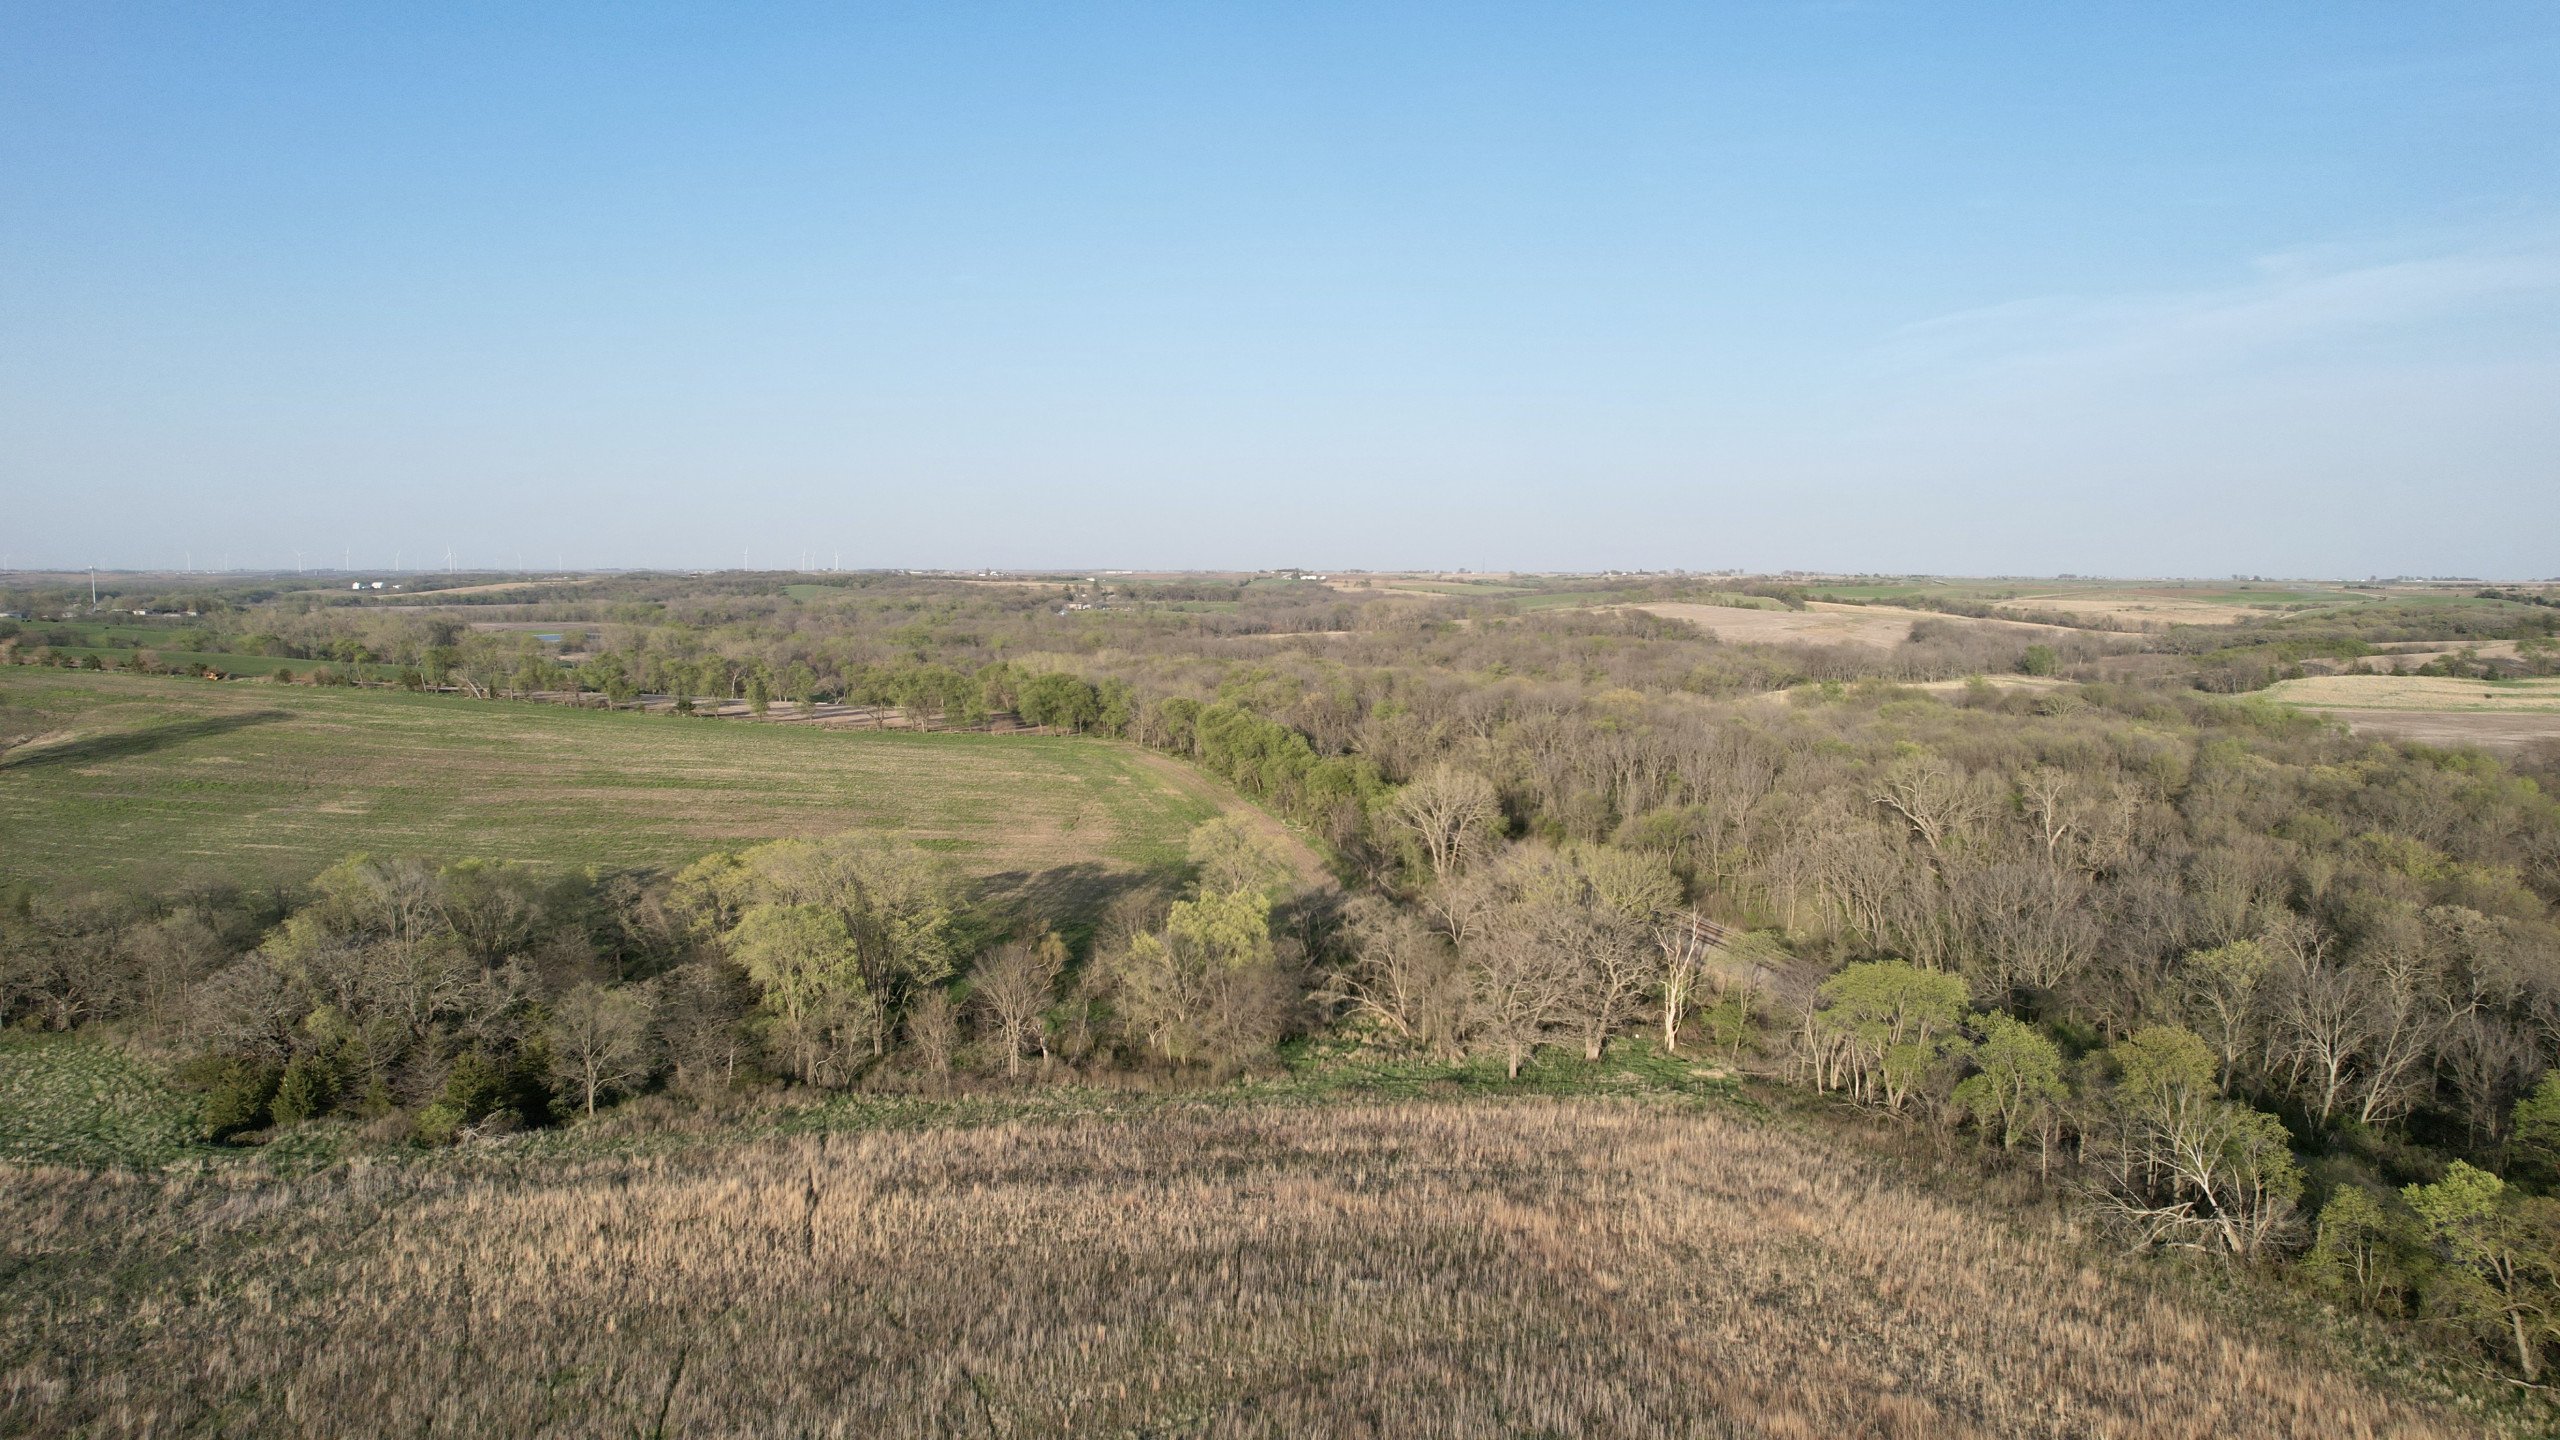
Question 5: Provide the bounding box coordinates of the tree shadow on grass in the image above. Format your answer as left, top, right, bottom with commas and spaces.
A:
0, 710, 294, 773
967, 862, 1173, 957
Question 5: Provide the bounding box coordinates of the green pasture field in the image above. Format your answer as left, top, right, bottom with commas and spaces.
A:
1797, 580, 1997, 602
1505, 588, 1636, 610
0, 1032, 207, 1169
1393, 579, 1535, 596
15, 622, 206, 646
27, 648, 402, 680
0, 669, 1229, 896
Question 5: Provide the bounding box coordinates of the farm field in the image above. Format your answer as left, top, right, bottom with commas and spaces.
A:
1627, 600, 2076, 648
2263, 675, 2560, 712
0, 669, 1253, 895
2261, 674, 2560, 751
1784, 579, 2398, 629
0, 1096, 2476, 1440
1993, 591, 2335, 627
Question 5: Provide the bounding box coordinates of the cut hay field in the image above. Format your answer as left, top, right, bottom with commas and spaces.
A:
2261, 674, 2560, 751
2262, 675, 2560, 712
1994, 592, 2298, 627
0, 1097, 2476, 1439
1628, 601, 2078, 648
0, 670, 1247, 894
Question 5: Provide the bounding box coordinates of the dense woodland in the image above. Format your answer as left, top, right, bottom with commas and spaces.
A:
9, 570, 2560, 1384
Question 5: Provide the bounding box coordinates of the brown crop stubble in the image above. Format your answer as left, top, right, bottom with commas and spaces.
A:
1, 1099, 2465, 1438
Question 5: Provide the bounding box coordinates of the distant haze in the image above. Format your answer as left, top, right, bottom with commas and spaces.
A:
3, 4, 2556, 576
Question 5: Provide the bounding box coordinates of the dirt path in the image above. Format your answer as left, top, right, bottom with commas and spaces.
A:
1122, 746, 1337, 890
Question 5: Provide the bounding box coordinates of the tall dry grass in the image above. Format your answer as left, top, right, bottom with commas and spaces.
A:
3, 1099, 2468, 1438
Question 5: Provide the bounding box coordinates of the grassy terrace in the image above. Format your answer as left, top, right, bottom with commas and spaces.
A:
0, 669, 1226, 894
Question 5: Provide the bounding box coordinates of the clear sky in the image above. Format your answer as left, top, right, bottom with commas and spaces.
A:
3, 3, 2555, 577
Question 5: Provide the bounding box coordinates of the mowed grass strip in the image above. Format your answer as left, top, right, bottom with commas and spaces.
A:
0, 670, 1222, 891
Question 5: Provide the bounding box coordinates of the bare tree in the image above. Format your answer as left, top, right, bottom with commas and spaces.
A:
1329, 897, 1470, 1057
973, 935, 1065, 1077
1653, 913, 1714, 1054
905, 989, 958, 1081
1961, 860, 2100, 997
2270, 937, 2371, 1129
547, 982, 655, 1117
655, 960, 755, 1093
1870, 754, 1984, 861
1465, 903, 1587, 1079
2354, 935, 2446, 1127
2016, 767, 2081, 866
1392, 763, 1502, 880
1568, 909, 1657, 1063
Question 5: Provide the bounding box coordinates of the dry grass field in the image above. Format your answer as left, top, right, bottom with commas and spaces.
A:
1629, 601, 2077, 649
2263, 675, 2560, 750
0, 670, 1259, 893
2263, 675, 2560, 711
0, 1099, 2473, 1439
1994, 593, 2275, 627
1981, 585, 2372, 628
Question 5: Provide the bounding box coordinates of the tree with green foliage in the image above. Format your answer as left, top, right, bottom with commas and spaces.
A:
2177, 939, 2269, 1094
2404, 1161, 2560, 1380
2087, 1026, 2303, 1260
1185, 813, 1297, 898
1953, 1013, 2066, 1153
584, 652, 637, 708
2304, 1185, 2417, 1317
725, 904, 870, 1082
1701, 985, 1758, 1064
412, 1050, 535, 1145
1808, 961, 1970, 1110
269, 1051, 337, 1127
2509, 1070, 2560, 1185
183, 1054, 279, 1140
1018, 671, 1102, 732
1106, 885, 1294, 1068
685, 835, 961, 1084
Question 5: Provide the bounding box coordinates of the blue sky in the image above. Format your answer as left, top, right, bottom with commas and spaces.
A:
3, 3, 2555, 576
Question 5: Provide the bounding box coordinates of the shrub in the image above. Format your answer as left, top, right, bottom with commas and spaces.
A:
269, 1052, 337, 1128
179, 1054, 280, 1141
